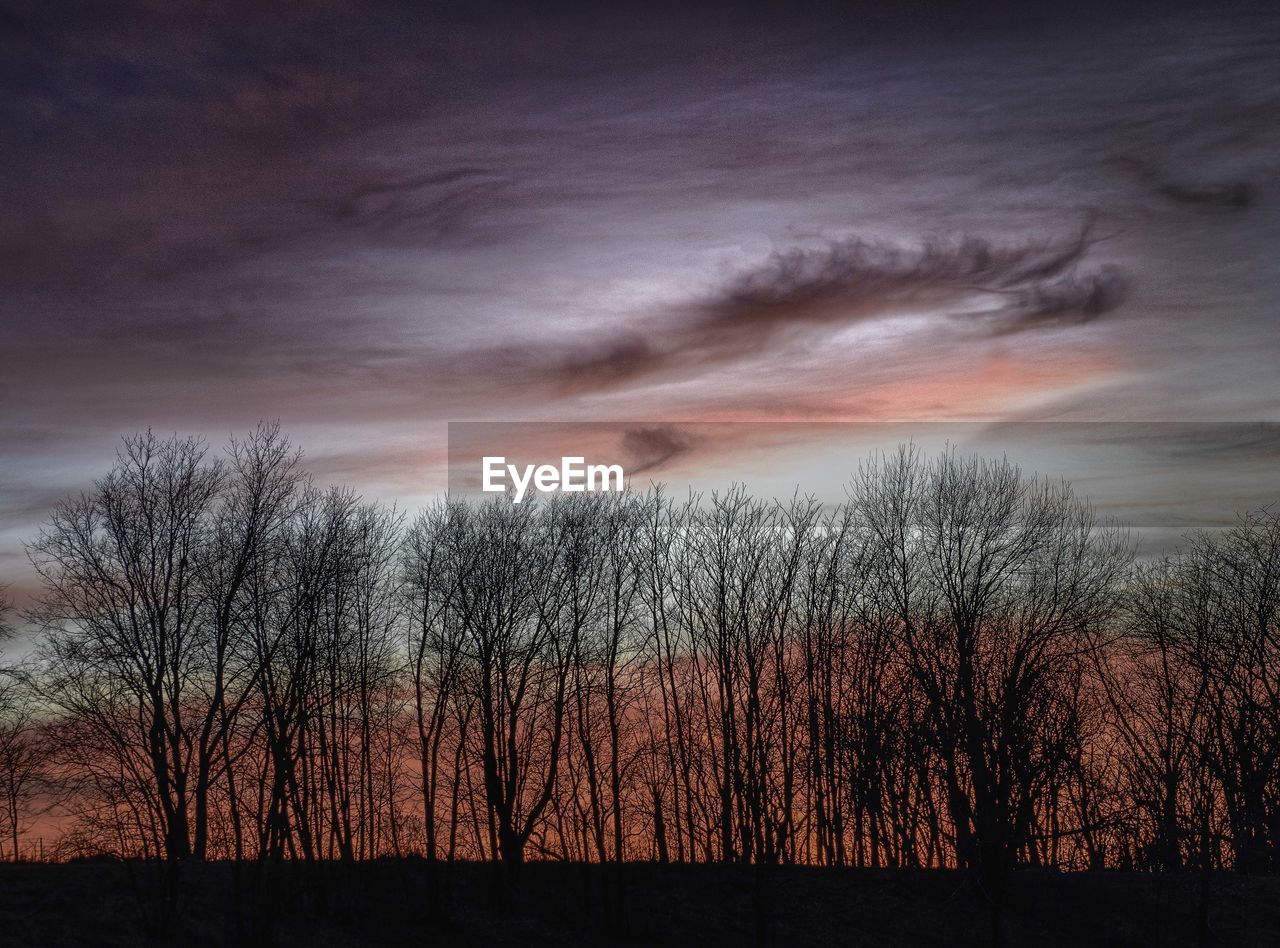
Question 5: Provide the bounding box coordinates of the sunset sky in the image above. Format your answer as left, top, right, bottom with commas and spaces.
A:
3, 0, 1280, 606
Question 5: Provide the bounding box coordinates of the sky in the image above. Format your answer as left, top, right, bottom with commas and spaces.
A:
3, 0, 1280, 607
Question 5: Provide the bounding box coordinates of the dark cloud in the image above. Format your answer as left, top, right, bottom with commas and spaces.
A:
496, 227, 1129, 397
1115, 156, 1265, 210
1124, 422, 1280, 462
619, 425, 695, 475
983, 266, 1130, 335
1157, 179, 1257, 209
976, 421, 1280, 468
334, 169, 509, 238
0, 1, 535, 299
705, 228, 1127, 337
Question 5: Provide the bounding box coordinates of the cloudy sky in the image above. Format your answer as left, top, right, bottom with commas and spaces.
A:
3, 0, 1280, 603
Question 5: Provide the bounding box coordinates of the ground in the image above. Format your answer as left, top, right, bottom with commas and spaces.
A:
2, 861, 1278, 947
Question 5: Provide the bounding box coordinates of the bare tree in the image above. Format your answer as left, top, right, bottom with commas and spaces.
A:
191, 422, 302, 859
0, 590, 51, 861
851, 446, 1132, 897
1197, 512, 1280, 871
27, 427, 1280, 901
0, 676, 49, 861
1103, 553, 1214, 870
30, 432, 224, 861
455, 497, 583, 874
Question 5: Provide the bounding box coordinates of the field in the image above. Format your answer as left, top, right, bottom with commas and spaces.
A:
2, 861, 1279, 947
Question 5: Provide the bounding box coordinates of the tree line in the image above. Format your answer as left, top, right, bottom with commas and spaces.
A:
4, 426, 1280, 897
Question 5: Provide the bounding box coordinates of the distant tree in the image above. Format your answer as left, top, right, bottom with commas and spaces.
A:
24, 426, 1280, 895
0, 676, 49, 861
1197, 511, 1280, 871
1103, 553, 1214, 871
851, 446, 1132, 896
0, 590, 49, 860
453, 497, 585, 874
189, 423, 302, 860
404, 501, 469, 864
29, 432, 224, 861
1107, 512, 1280, 873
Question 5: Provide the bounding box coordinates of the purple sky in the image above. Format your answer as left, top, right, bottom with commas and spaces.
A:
3, 1, 1280, 606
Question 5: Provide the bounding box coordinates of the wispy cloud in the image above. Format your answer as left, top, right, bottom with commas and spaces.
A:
483, 227, 1129, 397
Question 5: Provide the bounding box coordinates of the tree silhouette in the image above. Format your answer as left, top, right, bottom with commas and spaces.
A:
14, 426, 1280, 911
